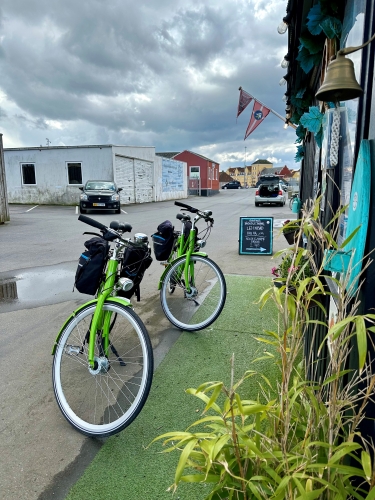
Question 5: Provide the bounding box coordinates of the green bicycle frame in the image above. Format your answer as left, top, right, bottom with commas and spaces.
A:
87, 258, 118, 367
53, 242, 132, 367
158, 222, 207, 291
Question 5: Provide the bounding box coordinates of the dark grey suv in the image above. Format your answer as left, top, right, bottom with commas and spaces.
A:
79, 180, 123, 214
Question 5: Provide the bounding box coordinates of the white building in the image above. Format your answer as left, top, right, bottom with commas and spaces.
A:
4, 144, 187, 205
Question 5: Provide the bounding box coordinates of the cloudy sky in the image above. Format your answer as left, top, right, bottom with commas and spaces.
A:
0, 0, 298, 170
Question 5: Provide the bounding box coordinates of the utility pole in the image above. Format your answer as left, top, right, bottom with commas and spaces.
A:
0, 134, 10, 223
244, 147, 247, 187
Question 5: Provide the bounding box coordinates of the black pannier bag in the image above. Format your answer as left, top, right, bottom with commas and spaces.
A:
151, 220, 174, 261
74, 237, 109, 295
118, 246, 153, 301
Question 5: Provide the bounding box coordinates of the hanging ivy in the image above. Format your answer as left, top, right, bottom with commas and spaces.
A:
295, 124, 306, 144
306, 3, 342, 39
289, 0, 343, 158
295, 145, 305, 162
300, 106, 324, 148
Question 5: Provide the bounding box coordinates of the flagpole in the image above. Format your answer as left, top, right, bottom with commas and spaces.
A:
239, 87, 296, 130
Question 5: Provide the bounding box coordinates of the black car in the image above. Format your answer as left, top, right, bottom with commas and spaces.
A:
222, 181, 242, 189
79, 180, 123, 214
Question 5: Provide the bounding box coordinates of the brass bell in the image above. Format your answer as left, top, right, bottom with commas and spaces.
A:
316, 52, 363, 102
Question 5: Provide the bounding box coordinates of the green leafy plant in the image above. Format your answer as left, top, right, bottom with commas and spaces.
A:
152, 198, 375, 499
300, 106, 324, 148
271, 250, 313, 282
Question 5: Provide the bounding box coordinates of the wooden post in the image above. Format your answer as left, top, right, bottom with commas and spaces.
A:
0, 134, 10, 223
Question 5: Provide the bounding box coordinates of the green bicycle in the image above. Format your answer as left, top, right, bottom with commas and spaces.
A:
52, 215, 153, 438
156, 201, 227, 331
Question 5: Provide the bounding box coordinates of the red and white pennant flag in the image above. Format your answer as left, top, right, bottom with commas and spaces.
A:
244, 100, 271, 139
236, 87, 253, 120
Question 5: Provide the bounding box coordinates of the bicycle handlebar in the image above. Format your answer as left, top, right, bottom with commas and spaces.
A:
174, 201, 214, 224
78, 214, 133, 243
174, 201, 198, 213
78, 214, 107, 231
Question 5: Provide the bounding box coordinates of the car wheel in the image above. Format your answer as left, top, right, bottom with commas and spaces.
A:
116, 207, 121, 214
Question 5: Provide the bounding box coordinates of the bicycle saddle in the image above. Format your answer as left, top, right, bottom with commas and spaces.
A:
110, 220, 132, 233
176, 213, 191, 221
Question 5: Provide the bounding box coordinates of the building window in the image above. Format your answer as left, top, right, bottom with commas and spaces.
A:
21, 164, 36, 185
67, 162, 82, 184
190, 166, 200, 179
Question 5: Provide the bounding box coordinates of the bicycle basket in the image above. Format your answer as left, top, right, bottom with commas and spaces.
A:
74, 237, 109, 295
118, 245, 153, 301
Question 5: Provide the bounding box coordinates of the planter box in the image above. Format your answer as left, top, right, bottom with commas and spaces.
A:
283, 230, 298, 245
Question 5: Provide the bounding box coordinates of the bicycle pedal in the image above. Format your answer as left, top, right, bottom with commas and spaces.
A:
160, 261, 168, 266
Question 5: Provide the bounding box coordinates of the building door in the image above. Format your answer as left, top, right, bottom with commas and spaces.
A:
134, 159, 154, 203
115, 155, 135, 204
115, 155, 154, 204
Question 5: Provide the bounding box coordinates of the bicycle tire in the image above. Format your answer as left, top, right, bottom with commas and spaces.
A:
160, 255, 226, 331
52, 301, 153, 438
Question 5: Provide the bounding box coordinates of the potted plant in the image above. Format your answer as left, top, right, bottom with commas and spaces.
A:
271, 250, 313, 285
282, 219, 301, 245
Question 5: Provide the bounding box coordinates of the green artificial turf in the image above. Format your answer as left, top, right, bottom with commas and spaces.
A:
66, 275, 280, 500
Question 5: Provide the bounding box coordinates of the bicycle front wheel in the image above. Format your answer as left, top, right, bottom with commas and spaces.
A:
52, 301, 153, 438
160, 255, 226, 331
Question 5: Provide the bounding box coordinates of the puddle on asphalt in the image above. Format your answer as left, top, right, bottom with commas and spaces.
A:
0, 264, 83, 311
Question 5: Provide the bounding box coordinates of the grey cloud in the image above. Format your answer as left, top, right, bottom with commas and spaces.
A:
0, 0, 297, 169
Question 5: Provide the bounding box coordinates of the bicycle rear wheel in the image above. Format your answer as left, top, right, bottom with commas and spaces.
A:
160, 255, 226, 331
52, 301, 153, 438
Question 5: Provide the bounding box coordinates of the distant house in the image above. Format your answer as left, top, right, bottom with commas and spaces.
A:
259, 167, 283, 177
4, 144, 188, 205
226, 159, 274, 187
157, 150, 220, 196
219, 171, 234, 185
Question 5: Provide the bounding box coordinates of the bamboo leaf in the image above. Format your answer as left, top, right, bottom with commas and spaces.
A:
355, 316, 367, 371
364, 487, 375, 500
328, 443, 362, 464
212, 434, 231, 460
362, 450, 372, 480
185, 389, 222, 414
204, 383, 223, 412
340, 226, 360, 249
180, 474, 219, 483
295, 488, 327, 500
321, 370, 353, 386
175, 438, 198, 484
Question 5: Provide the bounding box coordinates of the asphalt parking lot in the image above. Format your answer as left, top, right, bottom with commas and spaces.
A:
0, 191, 295, 499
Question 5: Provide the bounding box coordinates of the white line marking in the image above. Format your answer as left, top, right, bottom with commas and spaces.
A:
75, 206, 78, 214
26, 205, 38, 212
121, 209, 128, 214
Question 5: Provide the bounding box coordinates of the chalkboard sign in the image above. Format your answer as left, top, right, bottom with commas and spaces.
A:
239, 217, 273, 255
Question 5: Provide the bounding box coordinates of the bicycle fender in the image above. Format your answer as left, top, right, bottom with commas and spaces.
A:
52, 296, 133, 355
157, 252, 208, 290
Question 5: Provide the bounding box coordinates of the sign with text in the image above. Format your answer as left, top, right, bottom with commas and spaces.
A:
239, 217, 273, 255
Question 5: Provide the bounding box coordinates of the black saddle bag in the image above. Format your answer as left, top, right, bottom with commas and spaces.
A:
118, 245, 153, 301
74, 237, 109, 295
151, 220, 175, 261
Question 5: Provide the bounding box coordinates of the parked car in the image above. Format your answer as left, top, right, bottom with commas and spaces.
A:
255, 175, 287, 207
222, 181, 242, 189
79, 180, 123, 214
